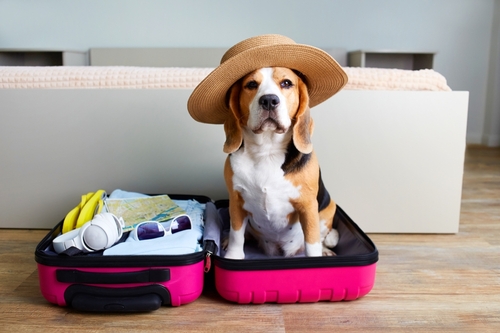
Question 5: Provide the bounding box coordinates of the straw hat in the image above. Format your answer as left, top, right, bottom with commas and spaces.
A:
187, 34, 348, 124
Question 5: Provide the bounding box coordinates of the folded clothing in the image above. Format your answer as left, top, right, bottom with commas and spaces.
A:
107, 189, 205, 237
102, 189, 205, 256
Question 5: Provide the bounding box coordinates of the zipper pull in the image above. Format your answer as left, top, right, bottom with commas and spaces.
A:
202, 240, 217, 273
204, 252, 212, 273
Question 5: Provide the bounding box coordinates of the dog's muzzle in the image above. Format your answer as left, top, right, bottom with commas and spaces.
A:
253, 94, 288, 134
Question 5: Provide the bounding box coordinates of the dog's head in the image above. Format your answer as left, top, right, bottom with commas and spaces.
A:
223, 67, 313, 154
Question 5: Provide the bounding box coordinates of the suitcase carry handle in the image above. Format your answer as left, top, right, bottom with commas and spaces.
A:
72, 292, 162, 312
65, 284, 170, 312
56, 268, 170, 284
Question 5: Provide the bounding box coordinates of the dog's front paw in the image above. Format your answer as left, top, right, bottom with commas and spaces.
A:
323, 228, 339, 248
304, 242, 323, 257
224, 249, 245, 260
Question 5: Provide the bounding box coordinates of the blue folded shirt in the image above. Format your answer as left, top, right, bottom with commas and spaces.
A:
103, 189, 205, 256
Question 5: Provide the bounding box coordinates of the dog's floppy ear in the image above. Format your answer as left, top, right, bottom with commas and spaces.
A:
292, 79, 314, 154
223, 83, 243, 154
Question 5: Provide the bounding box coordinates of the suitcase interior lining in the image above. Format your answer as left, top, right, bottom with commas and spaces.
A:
210, 203, 378, 269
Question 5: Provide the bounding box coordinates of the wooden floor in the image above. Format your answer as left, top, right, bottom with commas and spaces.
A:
0, 146, 499, 332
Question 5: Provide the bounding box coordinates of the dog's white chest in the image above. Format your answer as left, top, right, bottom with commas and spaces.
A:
230, 149, 300, 235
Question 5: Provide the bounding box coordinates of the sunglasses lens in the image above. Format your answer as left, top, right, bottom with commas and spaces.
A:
170, 215, 192, 234
137, 222, 165, 240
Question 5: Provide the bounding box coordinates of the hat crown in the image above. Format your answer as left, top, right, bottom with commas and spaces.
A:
220, 34, 296, 64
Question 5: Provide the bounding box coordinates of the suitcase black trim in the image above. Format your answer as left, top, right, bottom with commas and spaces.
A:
213, 205, 378, 271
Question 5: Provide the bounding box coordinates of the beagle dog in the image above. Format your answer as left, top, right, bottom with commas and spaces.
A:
223, 67, 339, 259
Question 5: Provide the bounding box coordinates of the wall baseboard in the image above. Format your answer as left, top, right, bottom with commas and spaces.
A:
467, 132, 483, 145
482, 133, 500, 147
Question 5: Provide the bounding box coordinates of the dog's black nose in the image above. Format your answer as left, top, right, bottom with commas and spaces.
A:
259, 94, 280, 111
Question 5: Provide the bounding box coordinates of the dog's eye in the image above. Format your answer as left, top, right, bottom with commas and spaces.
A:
280, 79, 293, 89
245, 80, 258, 90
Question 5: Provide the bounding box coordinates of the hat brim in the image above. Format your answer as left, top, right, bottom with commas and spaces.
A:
187, 43, 348, 124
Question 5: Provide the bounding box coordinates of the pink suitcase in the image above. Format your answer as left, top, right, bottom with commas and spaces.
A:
36, 195, 377, 311
207, 202, 378, 304
35, 194, 214, 312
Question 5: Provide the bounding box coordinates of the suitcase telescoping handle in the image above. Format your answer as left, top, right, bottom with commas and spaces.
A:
56, 268, 170, 284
